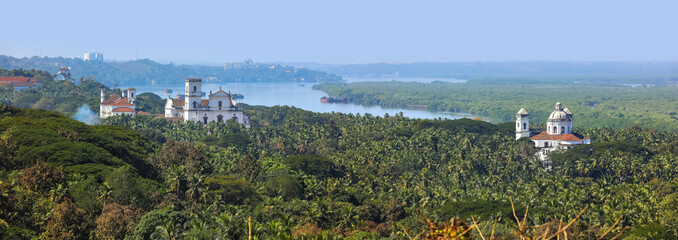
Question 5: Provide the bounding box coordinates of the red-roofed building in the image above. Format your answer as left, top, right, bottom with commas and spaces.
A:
100, 88, 138, 118
516, 102, 591, 161
0, 77, 39, 91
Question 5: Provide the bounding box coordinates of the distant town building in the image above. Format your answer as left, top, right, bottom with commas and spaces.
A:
516, 102, 591, 160
0, 77, 39, 91
84, 52, 104, 62
165, 78, 250, 127
100, 88, 137, 118
55, 67, 72, 81
223, 59, 254, 70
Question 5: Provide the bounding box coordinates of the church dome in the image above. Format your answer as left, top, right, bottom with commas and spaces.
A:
548, 102, 571, 121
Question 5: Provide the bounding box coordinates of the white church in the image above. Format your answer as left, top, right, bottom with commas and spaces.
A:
165, 78, 250, 127
100, 88, 138, 118
516, 102, 590, 160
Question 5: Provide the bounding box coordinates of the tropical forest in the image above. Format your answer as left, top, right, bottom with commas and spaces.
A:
1, 68, 678, 239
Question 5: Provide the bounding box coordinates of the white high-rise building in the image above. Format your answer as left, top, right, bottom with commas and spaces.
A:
84, 52, 104, 62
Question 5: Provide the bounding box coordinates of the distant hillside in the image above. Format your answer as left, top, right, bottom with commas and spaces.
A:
295, 61, 678, 84
0, 55, 343, 86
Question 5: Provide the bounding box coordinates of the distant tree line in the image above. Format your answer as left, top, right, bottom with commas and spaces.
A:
0, 55, 344, 86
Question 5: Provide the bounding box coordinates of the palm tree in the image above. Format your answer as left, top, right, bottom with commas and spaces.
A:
165, 165, 187, 197
151, 221, 180, 240
98, 182, 113, 207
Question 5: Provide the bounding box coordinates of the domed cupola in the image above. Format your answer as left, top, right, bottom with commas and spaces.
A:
546, 102, 574, 135
548, 102, 570, 122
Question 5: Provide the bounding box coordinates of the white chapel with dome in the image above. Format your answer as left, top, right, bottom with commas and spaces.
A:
516, 102, 591, 160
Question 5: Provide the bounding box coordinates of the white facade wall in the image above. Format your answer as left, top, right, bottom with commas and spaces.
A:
515, 115, 530, 139
547, 120, 573, 135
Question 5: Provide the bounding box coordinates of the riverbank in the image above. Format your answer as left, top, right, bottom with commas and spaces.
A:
313, 81, 678, 131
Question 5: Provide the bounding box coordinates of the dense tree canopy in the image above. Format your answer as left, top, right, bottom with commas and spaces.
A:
1, 98, 678, 239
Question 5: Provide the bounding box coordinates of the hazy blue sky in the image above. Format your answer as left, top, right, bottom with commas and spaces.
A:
1, 0, 676, 64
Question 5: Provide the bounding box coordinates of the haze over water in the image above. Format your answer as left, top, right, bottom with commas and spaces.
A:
132, 78, 480, 120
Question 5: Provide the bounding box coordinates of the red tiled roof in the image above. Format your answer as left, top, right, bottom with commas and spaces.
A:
102, 95, 121, 104
0, 77, 38, 88
10, 81, 38, 87
171, 99, 185, 106
109, 98, 135, 106
171, 99, 208, 107
101, 95, 134, 106
0, 77, 34, 82
530, 131, 588, 141
112, 107, 136, 112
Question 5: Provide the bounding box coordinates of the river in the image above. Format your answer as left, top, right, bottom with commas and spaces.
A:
127, 77, 481, 120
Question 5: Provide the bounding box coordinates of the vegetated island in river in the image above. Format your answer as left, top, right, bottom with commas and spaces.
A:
313, 77, 678, 132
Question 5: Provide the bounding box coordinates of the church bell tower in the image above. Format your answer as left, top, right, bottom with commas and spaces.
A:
184, 78, 202, 121
516, 108, 530, 139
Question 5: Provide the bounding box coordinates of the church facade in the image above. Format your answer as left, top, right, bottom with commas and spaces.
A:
100, 88, 137, 118
516, 102, 590, 160
165, 78, 249, 127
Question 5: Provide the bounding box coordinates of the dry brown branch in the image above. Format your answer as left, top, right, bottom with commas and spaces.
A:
510, 198, 521, 227
490, 218, 498, 240
452, 224, 476, 240
522, 204, 530, 227
248, 216, 252, 240
557, 217, 562, 240
400, 223, 414, 240
415, 230, 427, 240
510, 198, 529, 239
608, 226, 628, 240
596, 215, 623, 240
539, 226, 550, 240
544, 206, 589, 240
472, 216, 487, 240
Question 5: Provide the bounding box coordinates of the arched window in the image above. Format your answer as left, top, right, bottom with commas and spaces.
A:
131, 93, 134, 98
553, 126, 557, 134
561, 126, 565, 133
218, 101, 222, 108
203, 116, 208, 124
217, 114, 223, 122
544, 142, 549, 147
193, 86, 197, 93
517, 122, 520, 128
523, 123, 527, 129
232, 116, 238, 122
193, 101, 197, 109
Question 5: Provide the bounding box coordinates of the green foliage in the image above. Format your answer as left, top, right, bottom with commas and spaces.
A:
315, 80, 678, 131
624, 222, 676, 240
68, 176, 101, 213
137, 128, 166, 143
127, 210, 188, 240
134, 92, 165, 114
286, 155, 344, 179
660, 193, 678, 236
0, 67, 108, 116
205, 175, 258, 205
0, 56, 343, 86
263, 174, 304, 200
105, 166, 145, 206
3, 99, 678, 239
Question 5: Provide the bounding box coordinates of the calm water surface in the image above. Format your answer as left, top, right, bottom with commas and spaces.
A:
129, 78, 480, 120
